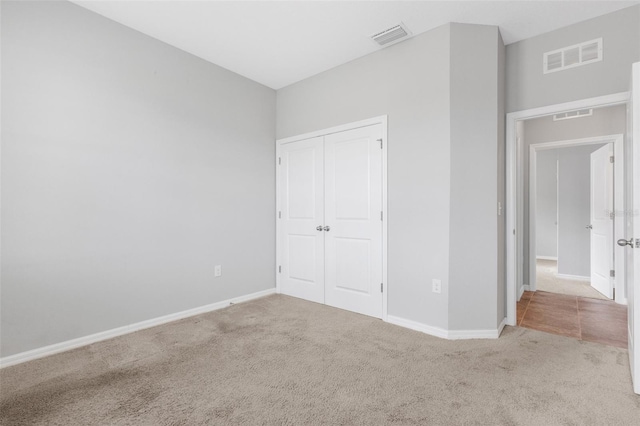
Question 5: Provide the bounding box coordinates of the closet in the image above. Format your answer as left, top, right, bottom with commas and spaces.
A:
276, 121, 385, 318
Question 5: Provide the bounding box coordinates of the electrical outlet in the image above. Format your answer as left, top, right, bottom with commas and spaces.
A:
432, 279, 442, 294
215, 265, 222, 277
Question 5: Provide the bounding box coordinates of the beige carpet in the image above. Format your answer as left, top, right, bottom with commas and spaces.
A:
536, 259, 609, 300
1, 294, 638, 425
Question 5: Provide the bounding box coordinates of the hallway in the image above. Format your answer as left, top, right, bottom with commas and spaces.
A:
535, 259, 608, 300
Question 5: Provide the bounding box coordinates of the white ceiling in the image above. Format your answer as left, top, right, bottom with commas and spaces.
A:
72, 1, 639, 90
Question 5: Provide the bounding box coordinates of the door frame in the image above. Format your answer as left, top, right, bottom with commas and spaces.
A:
506, 93, 629, 326
630, 61, 640, 394
275, 115, 389, 320
528, 135, 623, 302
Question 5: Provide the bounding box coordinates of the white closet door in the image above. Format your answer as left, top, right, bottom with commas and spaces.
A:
279, 137, 325, 304
324, 124, 383, 318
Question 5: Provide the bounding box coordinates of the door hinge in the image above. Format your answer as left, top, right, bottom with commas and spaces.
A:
278, 211, 281, 219
278, 265, 281, 273
610, 212, 615, 220
610, 156, 614, 163
278, 157, 281, 165
636, 238, 640, 249
381, 283, 383, 293
381, 211, 383, 221
377, 138, 383, 149
610, 269, 615, 278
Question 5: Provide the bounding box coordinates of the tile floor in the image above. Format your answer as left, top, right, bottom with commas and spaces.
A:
517, 290, 628, 349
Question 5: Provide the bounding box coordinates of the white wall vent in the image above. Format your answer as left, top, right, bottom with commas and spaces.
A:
370, 23, 412, 48
543, 38, 602, 74
553, 109, 593, 121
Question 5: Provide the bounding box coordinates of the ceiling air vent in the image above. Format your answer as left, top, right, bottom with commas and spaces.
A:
543, 38, 602, 74
553, 109, 593, 121
370, 23, 412, 48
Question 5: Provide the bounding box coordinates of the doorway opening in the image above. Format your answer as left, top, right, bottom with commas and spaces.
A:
507, 99, 630, 349
506, 93, 630, 325
528, 134, 623, 302
520, 126, 627, 348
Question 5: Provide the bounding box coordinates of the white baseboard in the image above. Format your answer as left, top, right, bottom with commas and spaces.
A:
0, 288, 276, 369
386, 315, 449, 339
386, 315, 505, 340
536, 256, 558, 261
555, 273, 590, 281
497, 317, 507, 337
448, 320, 506, 339
518, 285, 525, 301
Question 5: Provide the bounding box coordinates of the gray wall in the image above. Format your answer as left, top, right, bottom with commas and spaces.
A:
277, 24, 453, 329
277, 23, 504, 332
1, 1, 276, 357
522, 105, 626, 284
536, 151, 558, 259
557, 144, 607, 277
506, 5, 640, 113
448, 24, 503, 331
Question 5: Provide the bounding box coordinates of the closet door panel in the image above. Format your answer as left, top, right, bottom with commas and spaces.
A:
324, 125, 383, 318
279, 137, 325, 304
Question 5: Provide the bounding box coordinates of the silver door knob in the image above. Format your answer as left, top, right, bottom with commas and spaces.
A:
586, 225, 593, 229
323, 226, 330, 232
316, 226, 323, 231
617, 238, 634, 247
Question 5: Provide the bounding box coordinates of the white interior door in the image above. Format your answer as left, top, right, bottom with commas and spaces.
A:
627, 62, 640, 394
590, 144, 614, 298
324, 124, 383, 318
279, 137, 325, 304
